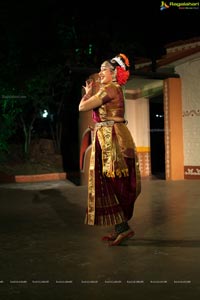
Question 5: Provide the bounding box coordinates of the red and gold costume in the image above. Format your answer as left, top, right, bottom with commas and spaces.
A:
85, 82, 141, 226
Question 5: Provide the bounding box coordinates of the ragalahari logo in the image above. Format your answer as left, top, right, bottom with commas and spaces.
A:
160, 1, 200, 10
160, 1, 170, 10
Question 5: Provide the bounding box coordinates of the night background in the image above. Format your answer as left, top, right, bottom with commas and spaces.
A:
0, 0, 199, 178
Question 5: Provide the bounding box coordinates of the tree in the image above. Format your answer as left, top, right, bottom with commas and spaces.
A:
0, 86, 22, 161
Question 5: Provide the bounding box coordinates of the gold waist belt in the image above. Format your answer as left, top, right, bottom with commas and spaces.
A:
95, 120, 127, 127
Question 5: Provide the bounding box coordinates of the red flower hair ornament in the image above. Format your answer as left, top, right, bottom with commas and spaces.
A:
116, 66, 130, 85
109, 53, 130, 86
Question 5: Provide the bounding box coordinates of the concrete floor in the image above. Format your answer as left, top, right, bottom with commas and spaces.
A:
0, 179, 200, 300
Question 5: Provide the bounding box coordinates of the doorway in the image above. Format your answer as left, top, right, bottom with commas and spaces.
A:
149, 95, 165, 179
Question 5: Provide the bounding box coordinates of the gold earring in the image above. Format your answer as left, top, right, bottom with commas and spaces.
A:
112, 70, 117, 81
